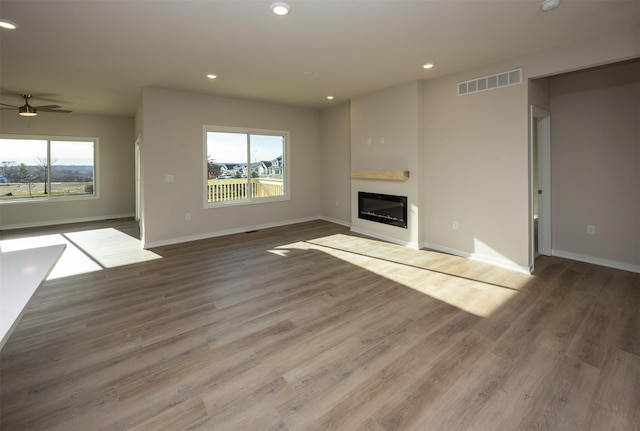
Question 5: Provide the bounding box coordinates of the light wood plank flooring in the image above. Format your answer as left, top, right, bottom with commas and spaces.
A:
1, 219, 638, 430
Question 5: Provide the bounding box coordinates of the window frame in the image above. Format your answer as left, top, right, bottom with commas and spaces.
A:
0, 134, 98, 204
203, 125, 290, 208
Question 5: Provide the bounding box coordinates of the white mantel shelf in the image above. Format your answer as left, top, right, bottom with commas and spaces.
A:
351, 170, 410, 181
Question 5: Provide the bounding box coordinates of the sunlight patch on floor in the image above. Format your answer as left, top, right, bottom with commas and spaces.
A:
279, 233, 529, 318
0, 228, 161, 279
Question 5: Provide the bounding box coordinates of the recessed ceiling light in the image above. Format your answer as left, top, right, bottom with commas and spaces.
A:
303, 71, 314, 77
0, 19, 18, 30
326, 96, 334, 100
206, 74, 217, 79
541, 0, 560, 11
422, 63, 434, 69
271, 2, 290, 16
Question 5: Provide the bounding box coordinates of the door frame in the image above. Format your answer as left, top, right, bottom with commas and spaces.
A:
135, 136, 141, 222
530, 105, 552, 264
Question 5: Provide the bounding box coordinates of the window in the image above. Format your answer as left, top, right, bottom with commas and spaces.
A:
204, 126, 289, 206
0, 136, 96, 202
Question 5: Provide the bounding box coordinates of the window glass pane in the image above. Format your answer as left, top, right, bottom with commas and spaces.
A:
249, 134, 285, 198
50, 141, 95, 197
205, 129, 288, 205
0, 139, 48, 200
206, 131, 250, 203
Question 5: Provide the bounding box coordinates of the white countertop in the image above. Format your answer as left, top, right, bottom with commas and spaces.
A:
0, 244, 66, 350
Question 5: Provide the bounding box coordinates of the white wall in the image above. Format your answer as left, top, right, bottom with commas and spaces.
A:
0, 111, 135, 229
319, 102, 351, 226
421, 24, 639, 272
350, 81, 423, 248
139, 87, 322, 247
549, 60, 640, 271
423, 71, 530, 271
3, 25, 637, 274
529, 78, 550, 111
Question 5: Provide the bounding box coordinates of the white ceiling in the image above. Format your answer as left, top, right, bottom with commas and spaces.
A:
1, 0, 638, 117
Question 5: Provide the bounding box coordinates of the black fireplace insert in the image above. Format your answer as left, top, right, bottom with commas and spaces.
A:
358, 192, 407, 229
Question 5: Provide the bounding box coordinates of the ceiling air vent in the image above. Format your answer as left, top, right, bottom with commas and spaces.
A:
458, 68, 522, 96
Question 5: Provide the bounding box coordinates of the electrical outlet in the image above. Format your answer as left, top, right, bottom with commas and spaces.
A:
587, 225, 595, 235
186, 212, 191, 221
453, 221, 460, 230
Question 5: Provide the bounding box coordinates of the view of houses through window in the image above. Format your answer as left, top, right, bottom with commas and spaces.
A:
205, 127, 288, 205
0, 137, 96, 202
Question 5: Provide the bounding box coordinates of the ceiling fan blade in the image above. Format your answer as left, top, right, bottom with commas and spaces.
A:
39, 108, 72, 113
1, 91, 61, 101
1, 94, 71, 114
34, 104, 61, 109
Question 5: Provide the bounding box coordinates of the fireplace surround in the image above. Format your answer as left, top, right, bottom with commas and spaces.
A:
358, 192, 408, 229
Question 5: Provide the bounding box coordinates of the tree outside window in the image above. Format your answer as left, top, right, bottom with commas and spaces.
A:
0, 137, 96, 201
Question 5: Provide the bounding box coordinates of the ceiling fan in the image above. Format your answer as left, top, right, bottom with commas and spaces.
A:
0, 94, 72, 117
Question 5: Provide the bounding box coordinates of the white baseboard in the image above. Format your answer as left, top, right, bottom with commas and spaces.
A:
424, 242, 532, 274
319, 215, 350, 228
552, 249, 640, 274
142, 216, 322, 249
0, 213, 135, 231
349, 226, 420, 249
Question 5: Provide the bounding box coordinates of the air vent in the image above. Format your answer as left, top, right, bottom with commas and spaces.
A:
458, 68, 522, 96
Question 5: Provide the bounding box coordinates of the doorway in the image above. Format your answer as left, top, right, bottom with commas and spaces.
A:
531, 106, 551, 261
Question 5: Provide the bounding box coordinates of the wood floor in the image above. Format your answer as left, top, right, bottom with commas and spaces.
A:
1, 219, 638, 430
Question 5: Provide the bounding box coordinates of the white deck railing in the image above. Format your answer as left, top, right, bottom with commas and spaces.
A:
207, 177, 283, 203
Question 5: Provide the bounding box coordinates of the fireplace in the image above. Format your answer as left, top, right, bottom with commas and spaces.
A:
358, 192, 408, 229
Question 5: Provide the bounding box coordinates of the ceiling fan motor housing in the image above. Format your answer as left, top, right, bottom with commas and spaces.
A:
19, 95, 37, 116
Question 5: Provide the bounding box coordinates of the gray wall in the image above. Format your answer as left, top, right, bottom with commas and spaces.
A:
351, 81, 423, 248
319, 102, 351, 226
419, 25, 639, 272
549, 60, 640, 269
2, 25, 637, 273
0, 112, 135, 229
139, 87, 322, 247
423, 68, 530, 270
